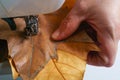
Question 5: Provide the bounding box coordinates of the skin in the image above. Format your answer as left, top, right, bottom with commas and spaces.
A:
52, 0, 120, 67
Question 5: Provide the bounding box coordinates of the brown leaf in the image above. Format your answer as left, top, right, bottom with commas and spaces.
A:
0, 0, 100, 80
0, 24, 56, 79
0, 15, 56, 80
35, 50, 86, 80
34, 41, 99, 80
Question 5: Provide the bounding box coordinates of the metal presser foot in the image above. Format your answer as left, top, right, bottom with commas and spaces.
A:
24, 15, 39, 36
2, 15, 39, 36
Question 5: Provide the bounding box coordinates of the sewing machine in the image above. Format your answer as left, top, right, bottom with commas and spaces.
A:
0, 0, 65, 79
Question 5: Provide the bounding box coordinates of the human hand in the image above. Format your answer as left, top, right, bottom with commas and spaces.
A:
52, 0, 120, 67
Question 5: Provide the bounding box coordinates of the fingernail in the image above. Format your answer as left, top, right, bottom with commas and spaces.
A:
52, 31, 60, 39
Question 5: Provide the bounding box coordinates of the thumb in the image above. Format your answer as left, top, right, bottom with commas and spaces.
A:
52, 7, 85, 40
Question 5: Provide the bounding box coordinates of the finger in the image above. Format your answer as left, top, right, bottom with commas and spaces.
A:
87, 30, 118, 66
52, 7, 85, 40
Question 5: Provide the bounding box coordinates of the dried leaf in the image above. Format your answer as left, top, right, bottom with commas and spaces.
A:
35, 42, 99, 80
0, 0, 100, 80
35, 50, 86, 80
9, 58, 19, 79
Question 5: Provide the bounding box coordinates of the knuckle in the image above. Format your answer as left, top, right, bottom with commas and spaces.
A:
104, 61, 114, 67
74, 0, 88, 15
